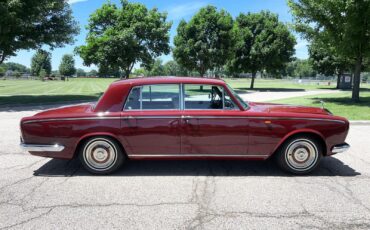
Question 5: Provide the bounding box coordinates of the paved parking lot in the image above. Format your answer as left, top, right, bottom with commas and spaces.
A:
1, 105, 370, 229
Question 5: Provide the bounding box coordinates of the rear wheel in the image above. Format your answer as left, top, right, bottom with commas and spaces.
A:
79, 136, 125, 175
275, 135, 322, 174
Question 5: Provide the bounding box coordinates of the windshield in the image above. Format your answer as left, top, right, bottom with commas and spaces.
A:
226, 84, 249, 109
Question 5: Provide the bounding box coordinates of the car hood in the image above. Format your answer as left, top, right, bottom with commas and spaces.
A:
33, 103, 94, 117
248, 102, 331, 115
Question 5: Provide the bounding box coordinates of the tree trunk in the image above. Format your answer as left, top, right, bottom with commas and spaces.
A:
336, 74, 341, 89
352, 56, 362, 102
250, 72, 256, 89
337, 70, 343, 89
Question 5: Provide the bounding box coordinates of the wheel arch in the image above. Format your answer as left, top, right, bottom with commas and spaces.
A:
73, 132, 126, 158
270, 129, 327, 158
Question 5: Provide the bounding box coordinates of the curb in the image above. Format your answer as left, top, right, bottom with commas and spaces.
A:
350, 120, 370, 126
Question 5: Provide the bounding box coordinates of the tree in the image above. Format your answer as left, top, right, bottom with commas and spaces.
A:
163, 60, 188, 76
31, 50, 52, 77
288, 0, 370, 102
0, 67, 6, 77
98, 65, 121, 78
76, 68, 87, 77
59, 54, 76, 80
1, 62, 29, 73
288, 59, 316, 78
229, 11, 296, 89
77, 0, 171, 79
173, 5, 234, 77
39, 69, 47, 80
0, 0, 79, 65
146, 59, 166, 76
87, 70, 98, 77
308, 38, 350, 88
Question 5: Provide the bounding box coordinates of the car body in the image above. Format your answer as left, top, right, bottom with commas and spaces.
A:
20, 77, 350, 174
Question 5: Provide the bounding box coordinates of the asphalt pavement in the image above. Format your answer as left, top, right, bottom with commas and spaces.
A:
0, 106, 370, 229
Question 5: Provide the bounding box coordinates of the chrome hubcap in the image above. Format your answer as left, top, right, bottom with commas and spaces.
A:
285, 139, 318, 171
83, 139, 117, 171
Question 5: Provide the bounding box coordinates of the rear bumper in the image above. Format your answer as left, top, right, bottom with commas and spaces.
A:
20, 143, 65, 152
331, 143, 350, 154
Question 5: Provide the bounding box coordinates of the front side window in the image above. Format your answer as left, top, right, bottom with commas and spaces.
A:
124, 84, 180, 110
184, 84, 232, 110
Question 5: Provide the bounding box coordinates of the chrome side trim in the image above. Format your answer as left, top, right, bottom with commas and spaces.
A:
23, 116, 121, 124
174, 116, 346, 123
124, 116, 181, 119
20, 143, 65, 152
23, 115, 345, 124
332, 143, 350, 153
123, 116, 344, 124
129, 154, 269, 158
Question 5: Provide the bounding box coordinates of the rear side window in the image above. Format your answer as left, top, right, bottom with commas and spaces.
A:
124, 84, 180, 110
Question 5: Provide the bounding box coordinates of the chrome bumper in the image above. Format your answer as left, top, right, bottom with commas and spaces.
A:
20, 143, 65, 152
331, 143, 350, 154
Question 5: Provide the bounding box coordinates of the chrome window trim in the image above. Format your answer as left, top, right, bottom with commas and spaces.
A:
183, 84, 225, 111
123, 84, 181, 111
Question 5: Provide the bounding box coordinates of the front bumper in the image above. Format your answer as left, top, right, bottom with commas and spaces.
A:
20, 143, 65, 152
331, 143, 350, 154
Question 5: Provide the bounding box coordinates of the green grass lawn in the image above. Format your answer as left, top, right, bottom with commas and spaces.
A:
0, 78, 116, 106
224, 78, 338, 91
0, 77, 369, 120
269, 91, 370, 120
0, 77, 336, 106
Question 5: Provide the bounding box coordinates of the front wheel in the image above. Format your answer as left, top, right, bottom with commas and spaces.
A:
79, 136, 125, 175
275, 136, 322, 174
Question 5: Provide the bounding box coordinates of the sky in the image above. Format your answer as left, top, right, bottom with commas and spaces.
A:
7, 0, 309, 71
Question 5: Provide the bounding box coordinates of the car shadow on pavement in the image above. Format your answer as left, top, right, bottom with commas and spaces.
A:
33, 156, 360, 177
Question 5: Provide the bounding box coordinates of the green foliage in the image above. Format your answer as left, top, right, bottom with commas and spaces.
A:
0, 0, 79, 64
146, 59, 166, 76
308, 38, 350, 77
87, 70, 98, 77
39, 68, 47, 79
98, 65, 121, 78
0, 62, 29, 73
59, 54, 76, 77
285, 59, 316, 78
288, 0, 370, 101
132, 68, 147, 77
31, 50, 52, 76
229, 11, 296, 88
13, 70, 21, 78
76, 69, 87, 77
76, 0, 171, 79
0, 67, 5, 76
173, 5, 234, 76
163, 60, 189, 76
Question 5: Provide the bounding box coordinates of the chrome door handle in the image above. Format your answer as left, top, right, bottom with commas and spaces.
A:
181, 115, 191, 124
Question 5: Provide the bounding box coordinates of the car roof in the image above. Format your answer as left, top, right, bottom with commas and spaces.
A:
110, 76, 226, 86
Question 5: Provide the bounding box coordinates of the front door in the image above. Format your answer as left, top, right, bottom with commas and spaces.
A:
181, 84, 248, 156
120, 84, 182, 156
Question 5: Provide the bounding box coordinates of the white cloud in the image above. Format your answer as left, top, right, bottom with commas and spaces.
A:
67, 0, 88, 5
166, 2, 207, 20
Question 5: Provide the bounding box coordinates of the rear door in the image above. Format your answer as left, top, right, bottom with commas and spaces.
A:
120, 84, 182, 156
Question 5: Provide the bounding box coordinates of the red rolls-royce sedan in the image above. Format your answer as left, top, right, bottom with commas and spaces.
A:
20, 77, 350, 175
